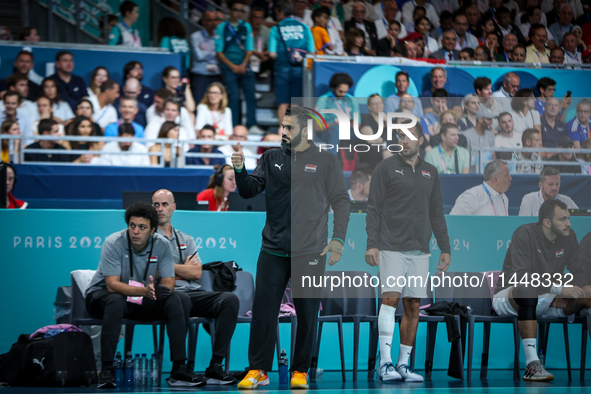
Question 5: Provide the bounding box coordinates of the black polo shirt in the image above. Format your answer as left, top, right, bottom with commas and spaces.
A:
51, 73, 88, 112
540, 115, 567, 148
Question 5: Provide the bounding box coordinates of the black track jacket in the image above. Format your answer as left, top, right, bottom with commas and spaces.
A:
366, 153, 450, 254
235, 144, 350, 257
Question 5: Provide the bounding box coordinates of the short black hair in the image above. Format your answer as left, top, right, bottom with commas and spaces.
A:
473, 76, 491, 92
350, 167, 373, 187
440, 122, 458, 136
16, 50, 33, 60
313, 6, 331, 21
123, 61, 142, 81
329, 72, 354, 90
460, 47, 474, 58
395, 71, 409, 81
497, 6, 511, 15
100, 79, 118, 94
163, 97, 180, 111
228, 0, 245, 9
557, 135, 574, 147
432, 88, 449, 98
118, 123, 135, 136
55, 50, 72, 62
38, 118, 58, 134
539, 199, 567, 225
537, 77, 557, 93
528, 22, 546, 39
284, 106, 312, 133
440, 10, 453, 21
120, 1, 138, 17
125, 201, 159, 230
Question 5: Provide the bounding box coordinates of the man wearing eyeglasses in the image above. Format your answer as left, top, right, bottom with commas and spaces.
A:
215, 0, 258, 129
567, 98, 591, 149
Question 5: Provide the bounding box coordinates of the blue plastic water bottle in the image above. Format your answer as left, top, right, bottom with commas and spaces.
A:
150, 354, 159, 387
124, 351, 134, 387
141, 354, 149, 387
114, 352, 123, 387
279, 349, 288, 384
133, 354, 141, 386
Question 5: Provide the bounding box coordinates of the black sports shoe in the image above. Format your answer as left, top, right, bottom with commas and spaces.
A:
205, 363, 237, 385
97, 368, 116, 389
168, 364, 207, 387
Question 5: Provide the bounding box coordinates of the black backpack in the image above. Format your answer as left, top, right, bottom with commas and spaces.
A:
202, 261, 242, 292
0, 331, 97, 387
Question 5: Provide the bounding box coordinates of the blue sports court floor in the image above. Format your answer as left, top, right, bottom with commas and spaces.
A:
1, 370, 590, 393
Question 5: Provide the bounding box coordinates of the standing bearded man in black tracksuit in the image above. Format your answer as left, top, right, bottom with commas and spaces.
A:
365, 122, 451, 383
232, 107, 350, 390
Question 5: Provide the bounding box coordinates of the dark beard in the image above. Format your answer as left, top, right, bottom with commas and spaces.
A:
281, 131, 303, 155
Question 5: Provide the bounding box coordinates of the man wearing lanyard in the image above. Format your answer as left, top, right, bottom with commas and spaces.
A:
376, 1, 407, 40
215, 0, 258, 129
190, 11, 222, 104
366, 122, 451, 382
85, 202, 202, 388
152, 190, 239, 385
525, 24, 551, 63
108, 1, 142, 47
562, 32, 582, 64
429, 31, 461, 60
424, 123, 470, 174
493, 199, 591, 381
450, 159, 511, 215
249, 7, 271, 78
268, 1, 315, 123
88, 79, 120, 132
314, 72, 360, 154
549, 4, 574, 46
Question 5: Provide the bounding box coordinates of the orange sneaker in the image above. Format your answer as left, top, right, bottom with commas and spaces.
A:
237, 370, 269, 389
290, 371, 308, 389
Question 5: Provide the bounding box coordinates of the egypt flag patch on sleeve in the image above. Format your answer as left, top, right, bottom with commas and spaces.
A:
421, 170, 431, 178
180, 244, 187, 250
149, 256, 158, 263
305, 164, 317, 173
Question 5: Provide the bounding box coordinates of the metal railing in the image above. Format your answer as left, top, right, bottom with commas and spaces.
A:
26, 0, 111, 43
302, 54, 591, 98
474, 147, 591, 174
1, 135, 280, 168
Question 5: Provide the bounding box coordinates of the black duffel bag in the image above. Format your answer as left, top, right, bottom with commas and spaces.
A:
0, 331, 97, 387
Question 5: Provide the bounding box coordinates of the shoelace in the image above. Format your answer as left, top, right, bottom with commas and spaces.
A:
399, 364, 418, 374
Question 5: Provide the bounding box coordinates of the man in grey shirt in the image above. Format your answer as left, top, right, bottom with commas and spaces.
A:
519, 167, 579, 216
152, 190, 239, 385
463, 107, 496, 173
85, 202, 203, 389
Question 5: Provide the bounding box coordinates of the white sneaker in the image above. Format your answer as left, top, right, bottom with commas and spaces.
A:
395, 364, 424, 382
523, 360, 554, 381
378, 362, 402, 382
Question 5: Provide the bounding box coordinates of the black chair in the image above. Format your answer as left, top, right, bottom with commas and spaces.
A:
186, 271, 217, 372
439, 271, 520, 381
310, 271, 377, 382
70, 272, 165, 379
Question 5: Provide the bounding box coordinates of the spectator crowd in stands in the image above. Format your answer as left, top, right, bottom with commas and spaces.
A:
1, 0, 591, 187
